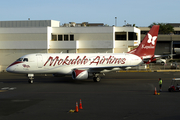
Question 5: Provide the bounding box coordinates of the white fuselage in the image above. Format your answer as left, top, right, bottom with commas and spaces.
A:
6, 53, 143, 74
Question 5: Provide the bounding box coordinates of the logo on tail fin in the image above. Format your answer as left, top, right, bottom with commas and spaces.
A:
142, 44, 155, 49
147, 33, 157, 45
142, 33, 157, 49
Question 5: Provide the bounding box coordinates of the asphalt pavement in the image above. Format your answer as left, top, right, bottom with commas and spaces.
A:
0, 72, 180, 120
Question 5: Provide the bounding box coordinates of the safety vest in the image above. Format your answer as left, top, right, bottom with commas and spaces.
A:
159, 80, 162, 85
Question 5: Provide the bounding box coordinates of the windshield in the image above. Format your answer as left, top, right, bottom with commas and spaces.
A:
16, 58, 23, 62
16, 58, 28, 62
23, 58, 28, 62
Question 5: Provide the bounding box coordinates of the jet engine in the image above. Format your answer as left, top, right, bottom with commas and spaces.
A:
72, 69, 88, 80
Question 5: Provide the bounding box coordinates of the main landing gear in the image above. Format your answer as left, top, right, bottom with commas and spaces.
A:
28, 74, 34, 84
93, 73, 105, 82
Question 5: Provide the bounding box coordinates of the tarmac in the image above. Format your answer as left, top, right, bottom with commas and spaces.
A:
0, 72, 180, 120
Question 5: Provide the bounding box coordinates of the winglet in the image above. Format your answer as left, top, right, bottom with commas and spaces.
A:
128, 25, 160, 58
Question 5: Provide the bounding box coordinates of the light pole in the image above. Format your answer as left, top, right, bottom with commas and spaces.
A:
171, 34, 173, 59
124, 20, 126, 26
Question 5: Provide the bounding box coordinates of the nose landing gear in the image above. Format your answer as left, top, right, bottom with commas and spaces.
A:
28, 74, 34, 84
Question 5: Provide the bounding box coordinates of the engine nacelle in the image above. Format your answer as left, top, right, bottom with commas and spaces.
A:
72, 69, 88, 80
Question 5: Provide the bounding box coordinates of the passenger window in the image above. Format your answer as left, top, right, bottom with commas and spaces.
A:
23, 58, 28, 62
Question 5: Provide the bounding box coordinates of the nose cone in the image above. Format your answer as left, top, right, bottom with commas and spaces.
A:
6, 61, 22, 73
6, 66, 15, 73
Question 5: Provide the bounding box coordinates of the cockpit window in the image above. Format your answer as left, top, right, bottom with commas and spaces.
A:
23, 58, 28, 62
16, 58, 28, 62
16, 58, 23, 62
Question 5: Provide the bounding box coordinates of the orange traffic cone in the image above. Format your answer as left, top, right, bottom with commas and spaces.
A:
75, 102, 79, 112
79, 99, 83, 109
154, 87, 157, 95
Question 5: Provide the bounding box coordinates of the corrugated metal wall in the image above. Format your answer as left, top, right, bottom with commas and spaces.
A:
0, 20, 52, 27
155, 42, 171, 54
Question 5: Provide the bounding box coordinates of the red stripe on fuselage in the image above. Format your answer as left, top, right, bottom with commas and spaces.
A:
7, 61, 23, 68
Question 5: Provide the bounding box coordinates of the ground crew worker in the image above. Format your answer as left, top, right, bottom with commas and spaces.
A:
159, 78, 162, 92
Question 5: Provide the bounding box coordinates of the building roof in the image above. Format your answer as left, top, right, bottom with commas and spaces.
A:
0, 20, 60, 27
167, 23, 180, 27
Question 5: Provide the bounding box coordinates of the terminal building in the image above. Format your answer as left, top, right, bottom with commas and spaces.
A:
0, 20, 180, 72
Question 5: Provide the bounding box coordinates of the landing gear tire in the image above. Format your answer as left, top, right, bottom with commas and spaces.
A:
28, 79, 33, 84
93, 76, 101, 82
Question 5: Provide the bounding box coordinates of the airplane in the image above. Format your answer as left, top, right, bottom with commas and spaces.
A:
6, 25, 160, 83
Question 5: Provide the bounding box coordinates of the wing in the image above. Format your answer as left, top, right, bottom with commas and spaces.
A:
72, 65, 138, 73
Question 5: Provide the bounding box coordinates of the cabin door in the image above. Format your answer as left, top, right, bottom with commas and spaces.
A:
36, 54, 43, 68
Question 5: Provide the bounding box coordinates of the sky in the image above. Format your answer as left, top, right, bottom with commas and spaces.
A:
0, 0, 179, 27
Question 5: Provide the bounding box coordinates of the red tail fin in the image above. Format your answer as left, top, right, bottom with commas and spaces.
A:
128, 25, 160, 58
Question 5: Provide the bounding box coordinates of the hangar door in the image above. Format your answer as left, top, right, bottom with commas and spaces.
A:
155, 42, 171, 54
